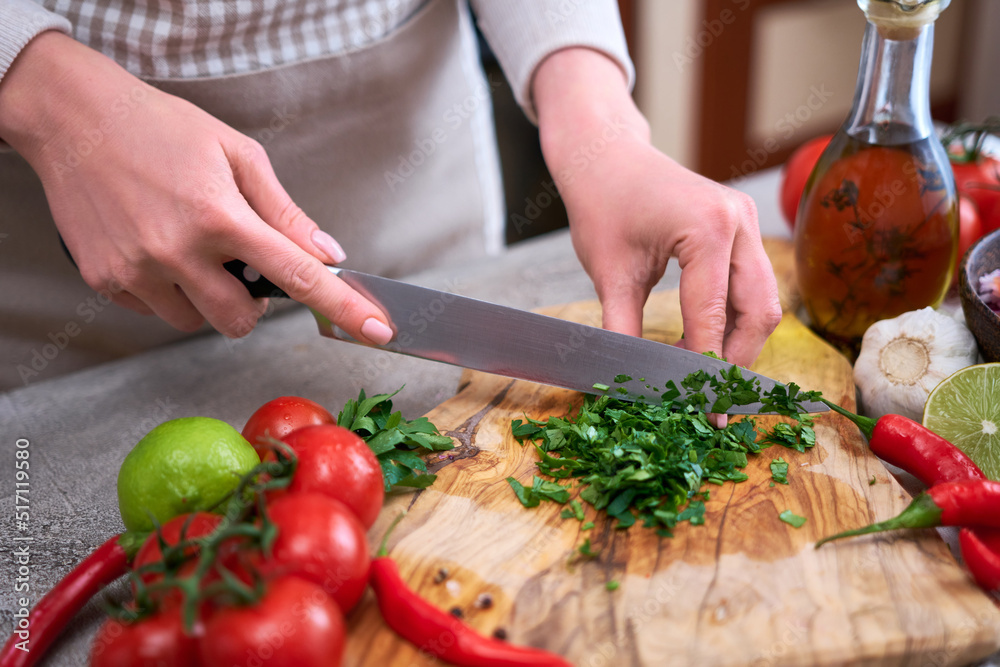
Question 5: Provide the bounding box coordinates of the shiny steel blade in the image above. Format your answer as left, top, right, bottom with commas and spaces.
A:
315, 268, 828, 414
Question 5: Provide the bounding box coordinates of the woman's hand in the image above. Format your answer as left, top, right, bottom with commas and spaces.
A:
0, 31, 394, 345
532, 47, 782, 371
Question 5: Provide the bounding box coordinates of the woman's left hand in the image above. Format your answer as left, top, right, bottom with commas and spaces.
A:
533, 48, 782, 372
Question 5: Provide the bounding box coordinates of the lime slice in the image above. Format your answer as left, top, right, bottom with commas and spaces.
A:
117, 417, 260, 532
922, 363, 1000, 481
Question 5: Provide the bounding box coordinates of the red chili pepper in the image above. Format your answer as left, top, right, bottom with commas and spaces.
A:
816, 480, 1000, 547
0, 535, 129, 667
823, 400, 986, 486
823, 401, 1000, 589
959, 527, 1000, 593
370, 515, 571, 667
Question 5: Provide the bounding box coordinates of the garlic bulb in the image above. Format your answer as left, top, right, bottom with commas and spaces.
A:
854, 307, 978, 421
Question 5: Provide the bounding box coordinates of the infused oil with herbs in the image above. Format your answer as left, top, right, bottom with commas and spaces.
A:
793, 0, 958, 356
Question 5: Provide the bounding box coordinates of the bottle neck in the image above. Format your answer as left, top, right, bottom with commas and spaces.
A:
845, 20, 935, 145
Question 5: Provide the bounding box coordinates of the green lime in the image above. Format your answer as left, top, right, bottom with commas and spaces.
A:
117, 417, 260, 532
923, 363, 1000, 481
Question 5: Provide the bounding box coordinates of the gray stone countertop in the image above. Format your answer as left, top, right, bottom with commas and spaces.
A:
2, 168, 995, 666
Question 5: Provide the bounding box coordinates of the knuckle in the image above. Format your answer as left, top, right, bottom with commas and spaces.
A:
709, 192, 757, 236
275, 199, 310, 234
278, 257, 323, 301
221, 310, 260, 338
324, 289, 367, 327
231, 138, 270, 174
240, 138, 269, 163
696, 296, 729, 332
102, 260, 141, 294
198, 209, 241, 244
758, 301, 783, 333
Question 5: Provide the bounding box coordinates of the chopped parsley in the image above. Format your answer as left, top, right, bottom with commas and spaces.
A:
779, 510, 807, 528
509, 365, 820, 536
506, 475, 570, 507
578, 538, 600, 559
770, 457, 789, 485
560, 499, 586, 521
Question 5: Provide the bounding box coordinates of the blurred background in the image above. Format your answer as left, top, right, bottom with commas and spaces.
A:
488, 0, 1000, 245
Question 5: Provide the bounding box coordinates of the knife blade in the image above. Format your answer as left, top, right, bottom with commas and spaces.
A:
224, 260, 828, 414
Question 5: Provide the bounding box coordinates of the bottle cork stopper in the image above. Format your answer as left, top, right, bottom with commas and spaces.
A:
859, 0, 950, 40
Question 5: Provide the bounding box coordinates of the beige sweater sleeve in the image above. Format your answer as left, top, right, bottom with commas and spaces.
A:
469, 0, 635, 124
0, 0, 72, 84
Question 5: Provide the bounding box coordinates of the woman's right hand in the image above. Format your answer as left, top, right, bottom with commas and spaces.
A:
0, 31, 394, 345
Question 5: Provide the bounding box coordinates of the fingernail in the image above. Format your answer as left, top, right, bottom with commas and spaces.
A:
711, 413, 729, 430
361, 317, 394, 345
311, 229, 347, 264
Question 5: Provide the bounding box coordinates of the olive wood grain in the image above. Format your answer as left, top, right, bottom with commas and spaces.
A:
344, 239, 1000, 667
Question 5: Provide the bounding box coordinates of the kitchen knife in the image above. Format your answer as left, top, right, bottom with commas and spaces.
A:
224, 260, 828, 414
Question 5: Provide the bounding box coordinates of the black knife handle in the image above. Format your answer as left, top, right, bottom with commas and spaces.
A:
223, 260, 290, 299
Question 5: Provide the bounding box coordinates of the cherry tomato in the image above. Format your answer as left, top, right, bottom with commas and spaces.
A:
951, 157, 1000, 234
90, 605, 201, 667
779, 134, 833, 229
956, 194, 983, 283
269, 424, 384, 528
242, 396, 335, 457
198, 575, 345, 667
132, 512, 223, 602
226, 492, 371, 613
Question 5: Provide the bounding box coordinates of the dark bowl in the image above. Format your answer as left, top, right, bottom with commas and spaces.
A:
959, 228, 1000, 362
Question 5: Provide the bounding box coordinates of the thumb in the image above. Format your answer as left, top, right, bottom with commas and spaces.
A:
227, 139, 347, 265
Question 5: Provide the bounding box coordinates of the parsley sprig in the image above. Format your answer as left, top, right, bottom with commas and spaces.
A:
509, 365, 821, 537
338, 387, 455, 491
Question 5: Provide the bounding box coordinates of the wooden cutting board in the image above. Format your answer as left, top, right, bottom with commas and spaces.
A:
345, 239, 1000, 666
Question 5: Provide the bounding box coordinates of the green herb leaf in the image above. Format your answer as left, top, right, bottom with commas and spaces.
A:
779, 510, 807, 528
507, 477, 540, 508
340, 387, 454, 492
770, 457, 789, 485
605, 580, 620, 591
532, 477, 570, 504
578, 538, 600, 559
